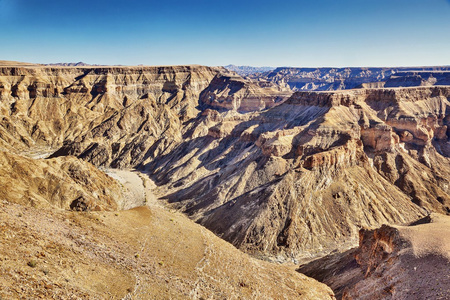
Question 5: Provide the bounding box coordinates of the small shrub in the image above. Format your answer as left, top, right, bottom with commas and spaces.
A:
27, 260, 37, 268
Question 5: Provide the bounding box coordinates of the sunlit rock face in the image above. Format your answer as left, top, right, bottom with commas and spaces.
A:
144, 86, 450, 260
1, 63, 450, 261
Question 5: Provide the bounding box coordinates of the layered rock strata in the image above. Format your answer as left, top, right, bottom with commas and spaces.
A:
253, 67, 450, 91
0, 64, 449, 262
145, 87, 450, 260
0, 65, 221, 165
199, 72, 291, 112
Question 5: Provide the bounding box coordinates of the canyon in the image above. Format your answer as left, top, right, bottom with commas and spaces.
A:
240, 66, 450, 91
0, 61, 449, 299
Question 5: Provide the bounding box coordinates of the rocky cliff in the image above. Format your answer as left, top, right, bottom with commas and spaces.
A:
143, 86, 450, 260
1, 65, 450, 263
384, 71, 450, 88
199, 72, 291, 112
299, 213, 450, 299
0, 65, 221, 165
0, 63, 338, 299
254, 67, 450, 91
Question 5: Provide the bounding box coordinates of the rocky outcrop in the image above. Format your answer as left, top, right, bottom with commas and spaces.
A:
299, 213, 450, 300
199, 72, 291, 112
0, 151, 123, 211
384, 71, 450, 88
0, 65, 222, 166
144, 86, 450, 260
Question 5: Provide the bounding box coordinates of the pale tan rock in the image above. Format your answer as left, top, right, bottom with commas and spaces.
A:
0, 151, 122, 210
199, 72, 292, 112
400, 130, 414, 142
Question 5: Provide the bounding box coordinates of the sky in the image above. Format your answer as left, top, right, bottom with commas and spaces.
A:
1, 0, 449, 67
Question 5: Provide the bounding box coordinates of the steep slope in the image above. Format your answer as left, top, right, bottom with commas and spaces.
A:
0, 151, 123, 211
384, 71, 450, 88
143, 86, 450, 261
299, 213, 450, 300
0, 65, 290, 168
1, 65, 449, 263
199, 72, 291, 112
0, 65, 221, 165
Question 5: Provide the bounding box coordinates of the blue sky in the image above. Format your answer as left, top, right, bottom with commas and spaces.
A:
1, 0, 449, 67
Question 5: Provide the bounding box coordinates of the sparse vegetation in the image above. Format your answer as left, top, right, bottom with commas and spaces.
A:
27, 260, 37, 268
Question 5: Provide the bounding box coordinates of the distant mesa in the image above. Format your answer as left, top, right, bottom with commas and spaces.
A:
251, 66, 450, 91
0, 60, 39, 66
224, 64, 275, 76
44, 61, 97, 67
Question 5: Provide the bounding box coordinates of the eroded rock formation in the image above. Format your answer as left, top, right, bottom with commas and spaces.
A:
145, 87, 450, 260
252, 67, 450, 91
0, 64, 449, 263
199, 72, 291, 112
299, 213, 450, 299
0, 151, 122, 211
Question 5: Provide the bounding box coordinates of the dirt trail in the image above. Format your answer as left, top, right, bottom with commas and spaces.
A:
104, 169, 160, 210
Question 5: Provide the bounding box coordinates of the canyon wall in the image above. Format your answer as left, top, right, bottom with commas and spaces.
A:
0, 64, 449, 261
253, 67, 450, 91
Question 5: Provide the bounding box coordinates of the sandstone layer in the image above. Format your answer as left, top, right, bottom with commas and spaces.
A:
199, 72, 291, 112
145, 86, 450, 260
0, 64, 449, 263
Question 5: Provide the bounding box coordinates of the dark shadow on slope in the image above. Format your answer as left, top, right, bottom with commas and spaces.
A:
297, 248, 362, 300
